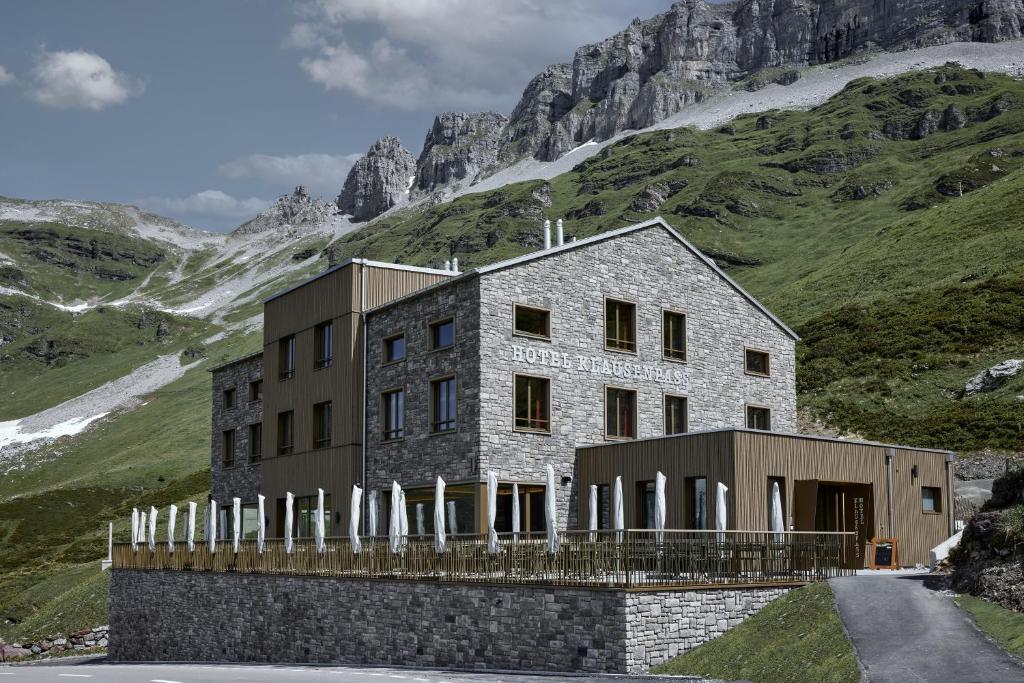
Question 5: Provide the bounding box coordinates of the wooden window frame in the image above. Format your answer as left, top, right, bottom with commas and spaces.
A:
661, 308, 688, 363
312, 400, 332, 449
314, 321, 334, 370
248, 423, 262, 463
744, 347, 771, 377
382, 331, 407, 365
222, 429, 236, 468
745, 403, 772, 431
429, 317, 456, 352
663, 393, 688, 435
278, 335, 296, 381
513, 373, 552, 434
512, 303, 552, 341
685, 476, 709, 530
223, 387, 236, 410
248, 379, 263, 403
381, 387, 406, 442
429, 374, 457, 434
604, 384, 638, 441
277, 410, 294, 456
604, 296, 638, 354
921, 486, 943, 515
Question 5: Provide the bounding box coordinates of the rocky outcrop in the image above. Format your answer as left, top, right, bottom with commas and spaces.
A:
500, 65, 574, 164
964, 359, 1023, 396
414, 112, 509, 194
233, 186, 335, 235
337, 137, 416, 222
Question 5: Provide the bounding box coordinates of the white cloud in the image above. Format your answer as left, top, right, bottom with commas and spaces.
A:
135, 190, 269, 222
288, 0, 668, 109
28, 50, 144, 110
0, 65, 13, 86
218, 152, 361, 197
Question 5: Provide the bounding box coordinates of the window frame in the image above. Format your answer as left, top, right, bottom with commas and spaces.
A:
222, 429, 236, 468
744, 347, 771, 377
380, 387, 406, 442
429, 317, 456, 352
223, 387, 236, 410
249, 379, 263, 402
921, 486, 943, 514
745, 403, 772, 431
313, 400, 332, 449
513, 373, 552, 434
604, 384, 639, 441
663, 393, 688, 435
248, 422, 262, 463
429, 374, 458, 434
278, 335, 296, 381
661, 308, 688, 363
382, 331, 407, 365
512, 303, 552, 341
685, 476, 709, 530
314, 321, 334, 370
604, 296, 638, 355
277, 410, 294, 456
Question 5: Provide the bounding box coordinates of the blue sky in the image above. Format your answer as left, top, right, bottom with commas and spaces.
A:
0, 1, 670, 231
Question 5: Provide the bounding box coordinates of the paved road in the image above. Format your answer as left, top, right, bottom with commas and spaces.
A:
0, 661, 685, 682
830, 573, 1024, 682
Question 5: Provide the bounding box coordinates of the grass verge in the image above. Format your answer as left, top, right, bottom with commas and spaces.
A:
955, 594, 1024, 659
651, 583, 860, 683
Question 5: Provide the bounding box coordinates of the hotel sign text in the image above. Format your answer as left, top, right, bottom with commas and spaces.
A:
511, 344, 683, 386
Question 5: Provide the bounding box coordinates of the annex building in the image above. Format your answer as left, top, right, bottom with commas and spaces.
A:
208, 217, 953, 566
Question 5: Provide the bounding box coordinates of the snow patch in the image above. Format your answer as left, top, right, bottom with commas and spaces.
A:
0, 412, 110, 450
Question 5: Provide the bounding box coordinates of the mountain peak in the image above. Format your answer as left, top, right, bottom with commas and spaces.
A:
336, 136, 416, 222
233, 185, 336, 235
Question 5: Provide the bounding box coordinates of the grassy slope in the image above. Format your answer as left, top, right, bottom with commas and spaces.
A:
956, 594, 1024, 658
651, 583, 860, 682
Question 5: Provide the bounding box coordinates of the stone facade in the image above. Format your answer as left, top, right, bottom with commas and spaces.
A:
364, 221, 797, 527
108, 569, 791, 673
210, 353, 263, 504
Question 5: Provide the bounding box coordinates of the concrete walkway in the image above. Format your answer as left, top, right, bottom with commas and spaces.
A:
830, 573, 1024, 682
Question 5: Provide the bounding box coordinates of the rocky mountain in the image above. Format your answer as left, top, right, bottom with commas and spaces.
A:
336, 0, 1024, 221
234, 186, 337, 235
337, 136, 416, 222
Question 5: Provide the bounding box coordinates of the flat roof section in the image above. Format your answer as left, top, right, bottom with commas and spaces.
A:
263, 258, 455, 304
206, 351, 263, 374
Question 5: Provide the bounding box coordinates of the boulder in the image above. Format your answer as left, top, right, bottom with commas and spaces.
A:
0, 644, 32, 660
964, 359, 1023, 396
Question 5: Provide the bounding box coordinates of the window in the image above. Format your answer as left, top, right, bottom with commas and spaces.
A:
249, 423, 262, 463
222, 429, 236, 467
313, 401, 332, 448
638, 481, 656, 529
382, 389, 405, 441
514, 304, 550, 339
606, 387, 637, 439
223, 387, 236, 409
314, 321, 333, 369
767, 476, 786, 529
279, 335, 296, 380
686, 477, 708, 529
605, 299, 636, 352
430, 376, 457, 433
241, 504, 260, 540
514, 374, 550, 433
596, 483, 611, 530
430, 318, 455, 350
745, 348, 770, 376
383, 333, 406, 363
282, 494, 332, 539
746, 405, 771, 431
922, 487, 942, 514
277, 411, 294, 455
664, 395, 688, 435
663, 310, 687, 361
249, 379, 263, 402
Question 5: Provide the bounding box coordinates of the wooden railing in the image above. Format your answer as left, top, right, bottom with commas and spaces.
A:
112, 530, 857, 588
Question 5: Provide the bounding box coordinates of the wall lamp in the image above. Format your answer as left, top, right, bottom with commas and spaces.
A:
561, 475, 573, 486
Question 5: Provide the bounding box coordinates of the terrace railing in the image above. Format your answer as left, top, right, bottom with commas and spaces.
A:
112, 530, 857, 588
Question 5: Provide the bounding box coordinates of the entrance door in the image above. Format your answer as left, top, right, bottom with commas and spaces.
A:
793, 480, 874, 567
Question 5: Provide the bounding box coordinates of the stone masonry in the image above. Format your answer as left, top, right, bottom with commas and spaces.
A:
210, 353, 263, 504
108, 569, 792, 673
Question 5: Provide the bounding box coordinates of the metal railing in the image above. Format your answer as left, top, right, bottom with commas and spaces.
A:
112, 530, 857, 588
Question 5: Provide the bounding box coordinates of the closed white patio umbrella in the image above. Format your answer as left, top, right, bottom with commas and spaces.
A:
283, 492, 294, 554
446, 500, 458, 535
139, 511, 147, 547
416, 503, 426, 537
544, 464, 559, 554
315, 488, 326, 553
511, 483, 520, 541
231, 497, 241, 553
208, 501, 217, 554
186, 502, 196, 552
655, 471, 667, 544
389, 481, 401, 554
770, 481, 784, 535
130, 508, 139, 551
434, 477, 446, 553
148, 506, 158, 551
350, 485, 362, 554
486, 471, 499, 554
367, 490, 378, 537
588, 484, 598, 542
256, 494, 266, 554
167, 504, 178, 554
613, 476, 624, 544
716, 482, 729, 543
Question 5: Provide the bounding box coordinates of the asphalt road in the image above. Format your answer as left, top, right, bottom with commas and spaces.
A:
830, 573, 1024, 682
0, 662, 685, 683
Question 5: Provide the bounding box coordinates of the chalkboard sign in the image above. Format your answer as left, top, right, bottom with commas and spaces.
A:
869, 537, 899, 570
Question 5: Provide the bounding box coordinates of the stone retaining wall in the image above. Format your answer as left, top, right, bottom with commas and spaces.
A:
109, 570, 792, 673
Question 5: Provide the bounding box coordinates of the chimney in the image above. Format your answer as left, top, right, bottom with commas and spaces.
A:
556, 218, 564, 246
543, 219, 552, 250
451, 257, 459, 273
444, 260, 451, 271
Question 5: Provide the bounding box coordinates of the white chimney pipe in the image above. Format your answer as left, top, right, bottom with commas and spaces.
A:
451, 257, 459, 273
543, 219, 551, 250
444, 260, 451, 271
556, 219, 564, 246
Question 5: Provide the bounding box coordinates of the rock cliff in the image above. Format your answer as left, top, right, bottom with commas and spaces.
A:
234, 186, 336, 235
414, 112, 509, 194
337, 137, 416, 222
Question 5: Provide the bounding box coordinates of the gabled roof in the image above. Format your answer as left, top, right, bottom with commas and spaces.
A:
474, 217, 799, 341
